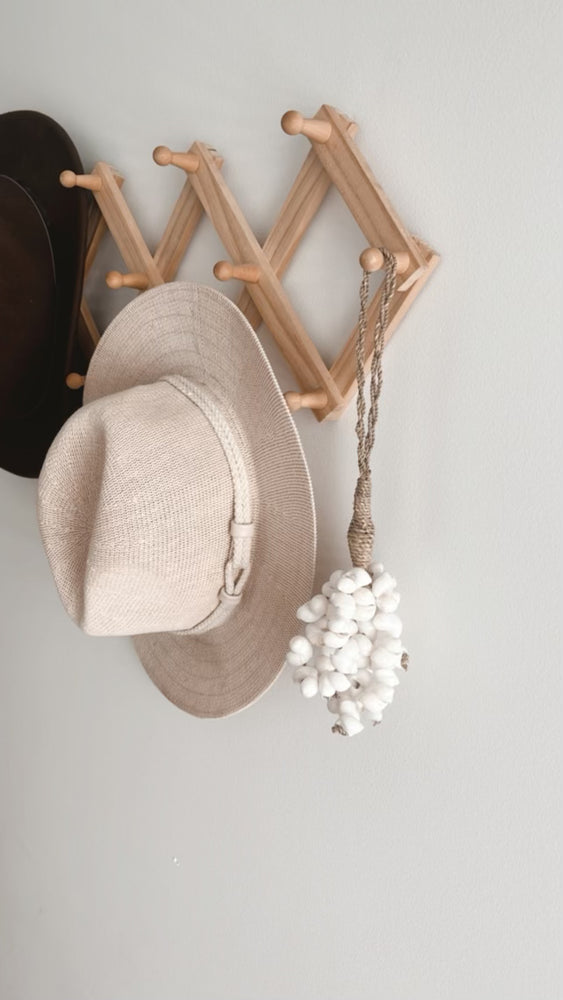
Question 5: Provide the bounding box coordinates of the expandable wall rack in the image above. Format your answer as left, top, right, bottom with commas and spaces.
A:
61, 104, 439, 421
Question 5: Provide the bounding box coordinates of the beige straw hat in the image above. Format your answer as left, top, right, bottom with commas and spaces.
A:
38, 282, 316, 717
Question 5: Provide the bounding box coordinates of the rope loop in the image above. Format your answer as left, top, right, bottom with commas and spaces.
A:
347, 249, 397, 568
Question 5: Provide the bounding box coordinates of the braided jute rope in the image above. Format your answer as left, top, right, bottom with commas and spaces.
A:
347, 248, 397, 569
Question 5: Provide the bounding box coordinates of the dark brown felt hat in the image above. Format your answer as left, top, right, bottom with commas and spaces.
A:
0, 111, 89, 478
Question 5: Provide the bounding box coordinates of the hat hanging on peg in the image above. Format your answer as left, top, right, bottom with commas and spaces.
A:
106, 270, 149, 291
281, 110, 332, 144
152, 146, 200, 174
59, 170, 102, 192
213, 260, 261, 284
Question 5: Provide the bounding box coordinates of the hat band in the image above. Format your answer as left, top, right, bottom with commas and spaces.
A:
161, 375, 255, 635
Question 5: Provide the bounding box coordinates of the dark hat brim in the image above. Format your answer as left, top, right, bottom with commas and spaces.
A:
0, 111, 89, 477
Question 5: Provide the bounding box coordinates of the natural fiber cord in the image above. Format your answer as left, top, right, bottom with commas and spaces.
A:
347, 249, 397, 568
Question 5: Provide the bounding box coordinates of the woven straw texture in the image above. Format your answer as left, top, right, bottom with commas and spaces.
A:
38, 283, 316, 718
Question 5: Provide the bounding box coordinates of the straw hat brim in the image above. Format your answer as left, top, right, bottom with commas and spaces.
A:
84, 282, 316, 717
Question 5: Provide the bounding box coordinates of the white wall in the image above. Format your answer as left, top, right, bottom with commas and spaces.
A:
1, 2, 560, 998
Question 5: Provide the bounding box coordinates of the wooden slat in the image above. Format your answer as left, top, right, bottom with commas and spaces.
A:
91, 162, 164, 286
311, 105, 426, 276
154, 155, 224, 281
189, 142, 343, 412
83, 171, 124, 278
236, 122, 358, 329
78, 169, 124, 358
78, 299, 100, 357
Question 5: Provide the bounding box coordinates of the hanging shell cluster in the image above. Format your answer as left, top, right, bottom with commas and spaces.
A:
286, 564, 406, 736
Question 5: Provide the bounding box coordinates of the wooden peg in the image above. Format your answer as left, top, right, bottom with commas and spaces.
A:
284, 389, 328, 413
359, 248, 410, 274
281, 111, 332, 144
213, 260, 261, 284
153, 146, 200, 173
59, 170, 103, 192
106, 270, 149, 291
66, 372, 86, 389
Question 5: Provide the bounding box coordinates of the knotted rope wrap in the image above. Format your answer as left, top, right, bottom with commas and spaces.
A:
163, 375, 255, 637
285, 249, 408, 737
348, 249, 397, 569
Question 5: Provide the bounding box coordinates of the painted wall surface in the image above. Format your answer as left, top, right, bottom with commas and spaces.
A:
1, 2, 560, 998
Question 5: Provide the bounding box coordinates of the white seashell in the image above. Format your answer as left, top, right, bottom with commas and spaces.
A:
358, 619, 377, 638
327, 695, 340, 714
329, 570, 344, 588
319, 673, 336, 698
328, 617, 358, 635
355, 667, 373, 685
329, 592, 356, 615
286, 650, 308, 668
354, 587, 376, 607
373, 613, 403, 637
362, 706, 384, 723
371, 683, 395, 704
296, 594, 327, 623
371, 647, 401, 670
346, 567, 372, 589
377, 592, 400, 613
355, 633, 373, 656
336, 574, 357, 594
296, 604, 315, 623
323, 631, 349, 649
332, 671, 352, 692
321, 582, 334, 598
300, 675, 319, 698
311, 594, 328, 617
355, 604, 376, 622
315, 653, 334, 673
371, 572, 396, 597
289, 635, 314, 660
373, 669, 400, 687
374, 635, 403, 654
369, 561, 384, 577
292, 665, 318, 682
331, 649, 358, 674
361, 690, 388, 714
342, 637, 362, 659
338, 713, 364, 736
304, 623, 324, 645
339, 698, 361, 720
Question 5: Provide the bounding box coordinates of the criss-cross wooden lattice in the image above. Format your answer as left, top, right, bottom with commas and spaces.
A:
62, 105, 439, 421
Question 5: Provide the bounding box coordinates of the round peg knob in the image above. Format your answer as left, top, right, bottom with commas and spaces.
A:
281, 111, 332, 144
359, 248, 410, 274
284, 389, 328, 413
152, 146, 200, 173
59, 170, 102, 192
106, 270, 149, 291
66, 372, 86, 390
213, 261, 261, 284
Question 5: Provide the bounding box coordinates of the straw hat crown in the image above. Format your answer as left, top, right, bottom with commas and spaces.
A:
38, 282, 316, 718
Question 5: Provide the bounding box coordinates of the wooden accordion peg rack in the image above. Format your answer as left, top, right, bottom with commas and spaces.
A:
62, 104, 439, 421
